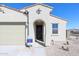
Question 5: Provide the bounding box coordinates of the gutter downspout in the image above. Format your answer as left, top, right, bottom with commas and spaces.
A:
24, 10, 29, 36
24, 10, 30, 47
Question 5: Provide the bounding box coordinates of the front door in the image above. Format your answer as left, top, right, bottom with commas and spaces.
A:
36, 25, 43, 42
34, 20, 45, 46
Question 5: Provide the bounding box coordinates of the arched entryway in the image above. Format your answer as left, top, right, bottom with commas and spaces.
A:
34, 20, 45, 46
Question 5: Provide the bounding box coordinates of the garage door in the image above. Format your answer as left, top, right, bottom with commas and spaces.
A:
0, 22, 25, 45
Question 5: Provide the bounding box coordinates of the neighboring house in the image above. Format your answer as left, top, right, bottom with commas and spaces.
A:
67, 29, 79, 40
0, 4, 67, 47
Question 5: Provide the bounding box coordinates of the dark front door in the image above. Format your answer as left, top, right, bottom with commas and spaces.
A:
35, 25, 43, 42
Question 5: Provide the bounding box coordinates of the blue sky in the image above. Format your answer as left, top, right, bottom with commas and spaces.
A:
0, 3, 79, 29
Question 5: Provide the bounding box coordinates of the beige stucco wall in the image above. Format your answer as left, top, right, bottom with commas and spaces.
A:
21, 4, 67, 46
0, 6, 27, 22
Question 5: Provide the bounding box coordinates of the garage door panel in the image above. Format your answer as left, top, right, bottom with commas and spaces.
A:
0, 24, 25, 45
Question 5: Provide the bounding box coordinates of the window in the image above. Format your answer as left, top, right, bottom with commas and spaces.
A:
52, 23, 58, 34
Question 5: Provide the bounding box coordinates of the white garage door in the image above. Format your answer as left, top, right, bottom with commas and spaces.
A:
0, 22, 25, 45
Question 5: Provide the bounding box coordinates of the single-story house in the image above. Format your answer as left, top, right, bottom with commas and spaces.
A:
0, 4, 67, 47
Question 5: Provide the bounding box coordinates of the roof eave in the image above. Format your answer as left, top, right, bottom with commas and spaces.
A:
20, 3, 53, 10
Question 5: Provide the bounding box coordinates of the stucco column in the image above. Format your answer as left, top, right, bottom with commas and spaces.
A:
45, 23, 51, 46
